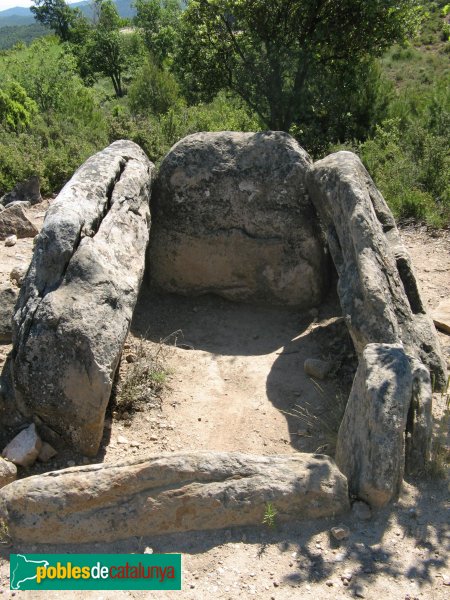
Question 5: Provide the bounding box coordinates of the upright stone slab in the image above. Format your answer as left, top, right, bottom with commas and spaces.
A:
0, 451, 349, 544
335, 344, 413, 507
12, 141, 154, 456
150, 131, 329, 307
306, 151, 447, 389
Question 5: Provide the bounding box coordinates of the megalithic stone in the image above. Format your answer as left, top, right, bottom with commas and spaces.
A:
0, 451, 349, 544
306, 151, 447, 390
11, 141, 154, 456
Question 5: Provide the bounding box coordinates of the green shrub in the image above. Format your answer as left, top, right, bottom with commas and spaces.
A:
128, 59, 181, 116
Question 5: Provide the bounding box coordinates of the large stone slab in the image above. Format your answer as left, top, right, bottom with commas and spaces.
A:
335, 343, 431, 507
306, 151, 447, 390
12, 141, 154, 456
149, 131, 329, 307
0, 451, 349, 544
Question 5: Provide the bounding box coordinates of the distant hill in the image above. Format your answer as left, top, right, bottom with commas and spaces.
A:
0, 22, 48, 49
0, 1, 136, 28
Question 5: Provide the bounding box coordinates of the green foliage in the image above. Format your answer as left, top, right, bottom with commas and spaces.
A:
134, 0, 183, 66
354, 76, 450, 226
262, 502, 278, 528
0, 37, 107, 196
176, 0, 422, 130
0, 24, 48, 50
31, 0, 79, 41
0, 82, 37, 132
108, 90, 260, 165
128, 58, 181, 115
292, 59, 394, 156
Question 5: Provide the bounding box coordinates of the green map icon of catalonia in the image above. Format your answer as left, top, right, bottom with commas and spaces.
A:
10, 555, 49, 590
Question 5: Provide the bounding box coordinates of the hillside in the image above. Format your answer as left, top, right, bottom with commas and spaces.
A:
0, 0, 135, 27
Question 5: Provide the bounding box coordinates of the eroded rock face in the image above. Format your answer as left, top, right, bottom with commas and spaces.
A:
306, 151, 447, 390
12, 141, 154, 456
335, 343, 432, 507
149, 131, 329, 307
0, 451, 349, 544
0, 285, 18, 343
0, 457, 16, 489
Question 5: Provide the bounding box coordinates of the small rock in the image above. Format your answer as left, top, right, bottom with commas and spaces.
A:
331, 525, 350, 541
67, 461, 76, 467
10, 265, 27, 287
125, 354, 136, 363
0, 457, 17, 488
0, 204, 38, 240
2, 424, 42, 467
352, 501, 372, 520
353, 583, 367, 598
326, 580, 334, 587
5, 234, 17, 247
443, 574, 450, 586
117, 435, 129, 445
333, 552, 346, 563
37, 442, 57, 463
144, 547, 153, 554
304, 358, 333, 380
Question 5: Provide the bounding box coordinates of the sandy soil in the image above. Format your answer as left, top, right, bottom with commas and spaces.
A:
0, 205, 448, 600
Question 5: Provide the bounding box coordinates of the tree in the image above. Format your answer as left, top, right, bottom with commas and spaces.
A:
176, 0, 422, 131
134, 0, 184, 66
31, 0, 77, 42
84, 1, 128, 97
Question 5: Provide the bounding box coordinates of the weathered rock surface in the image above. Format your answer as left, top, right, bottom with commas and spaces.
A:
0, 451, 349, 544
0, 285, 18, 343
0, 204, 38, 240
335, 343, 424, 507
304, 358, 333, 380
12, 140, 154, 456
0, 457, 16, 488
307, 151, 447, 389
432, 299, 450, 335
10, 265, 27, 287
405, 358, 433, 474
1, 175, 42, 206
2, 423, 42, 467
37, 441, 57, 462
150, 131, 329, 307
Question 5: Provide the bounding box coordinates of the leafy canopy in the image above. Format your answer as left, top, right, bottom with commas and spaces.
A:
176, 0, 422, 130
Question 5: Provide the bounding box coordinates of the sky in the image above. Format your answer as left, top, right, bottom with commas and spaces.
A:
0, 0, 79, 10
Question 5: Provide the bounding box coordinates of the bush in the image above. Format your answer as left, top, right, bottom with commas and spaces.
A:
128, 59, 181, 116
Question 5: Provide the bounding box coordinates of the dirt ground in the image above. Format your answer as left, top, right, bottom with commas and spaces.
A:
0, 203, 448, 599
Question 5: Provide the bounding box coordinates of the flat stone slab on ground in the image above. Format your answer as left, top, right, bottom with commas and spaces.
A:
0, 451, 349, 544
